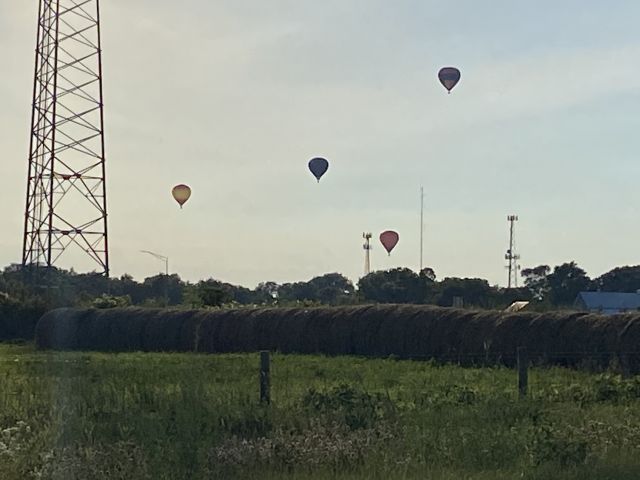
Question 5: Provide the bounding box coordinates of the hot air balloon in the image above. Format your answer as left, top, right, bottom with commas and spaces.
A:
171, 184, 191, 209
379, 230, 399, 255
438, 67, 461, 94
308, 157, 329, 182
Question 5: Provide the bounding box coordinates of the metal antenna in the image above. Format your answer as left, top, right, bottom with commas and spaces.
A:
420, 187, 424, 271
505, 215, 521, 288
362, 232, 372, 276
23, 0, 109, 275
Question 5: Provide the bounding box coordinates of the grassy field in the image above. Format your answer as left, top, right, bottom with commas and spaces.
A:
1, 344, 640, 479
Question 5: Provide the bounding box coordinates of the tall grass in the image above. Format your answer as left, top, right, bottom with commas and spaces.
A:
1, 344, 640, 479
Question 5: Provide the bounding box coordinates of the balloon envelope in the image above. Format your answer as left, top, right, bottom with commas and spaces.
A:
438, 67, 461, 93
308, 157, 329, 182
379, 230, 399, 255
172, 184, 191, 208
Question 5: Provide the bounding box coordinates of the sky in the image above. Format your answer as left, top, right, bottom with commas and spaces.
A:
2, 1, 640, 288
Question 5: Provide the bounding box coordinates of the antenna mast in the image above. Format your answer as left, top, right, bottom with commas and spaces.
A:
420, 187, 424, 271
363, 232, 372, 276
505, 215, 520, 288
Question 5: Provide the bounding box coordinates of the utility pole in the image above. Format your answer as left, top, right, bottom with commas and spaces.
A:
420, 187, 424, 272
505, 215, 521, 288
362, 233, 372, 276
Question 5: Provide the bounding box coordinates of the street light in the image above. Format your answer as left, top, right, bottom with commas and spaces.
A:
140, 250, 169, 307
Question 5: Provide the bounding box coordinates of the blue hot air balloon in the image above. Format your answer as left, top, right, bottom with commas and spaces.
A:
308, 157, 329, 182
438, 67, 461, 94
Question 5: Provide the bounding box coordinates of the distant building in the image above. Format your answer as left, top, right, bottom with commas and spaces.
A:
505, 301, 530, 312
574, 291, 640, 315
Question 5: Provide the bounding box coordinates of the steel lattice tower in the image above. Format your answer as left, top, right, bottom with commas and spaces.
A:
23, 0, 109, 275
505, 215, 520, 288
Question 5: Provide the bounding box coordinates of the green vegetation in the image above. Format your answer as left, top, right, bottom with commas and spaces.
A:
4, 262, 640, 341
1, 344, 640, 479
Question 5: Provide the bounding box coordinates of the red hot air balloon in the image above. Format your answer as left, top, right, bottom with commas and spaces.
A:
438, 67, 461, 94
172, 184, 191, 209
379, 230, 399, 255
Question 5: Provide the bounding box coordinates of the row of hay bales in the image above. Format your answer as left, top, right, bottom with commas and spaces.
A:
35, 305, 640, 369
1, 301, 47, 341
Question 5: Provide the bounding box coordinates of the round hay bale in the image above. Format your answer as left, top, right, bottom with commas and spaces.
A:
142, 309, 191, 352
276, 308, 307, 354
350, 305, 387, 357
35, 308, 85, 350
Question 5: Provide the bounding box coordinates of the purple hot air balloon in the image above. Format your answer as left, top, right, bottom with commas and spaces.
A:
438, 67, 461, 94
379, 230, 399, 255
308, 157, 329, 183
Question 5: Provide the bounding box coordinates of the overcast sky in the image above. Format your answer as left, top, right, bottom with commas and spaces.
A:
2, 1, 640, 288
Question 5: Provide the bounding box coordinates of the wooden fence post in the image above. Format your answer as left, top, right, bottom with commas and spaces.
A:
517, 346, 528, 398
260, 351, 270, 404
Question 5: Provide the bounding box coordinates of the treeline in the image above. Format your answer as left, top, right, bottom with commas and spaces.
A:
2, 261, 640, 310
3, 261, 640, 340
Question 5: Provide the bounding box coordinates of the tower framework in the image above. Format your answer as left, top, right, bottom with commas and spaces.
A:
505, 215, 520, 288
23, 0, 109, 275
362, 232, 372, 276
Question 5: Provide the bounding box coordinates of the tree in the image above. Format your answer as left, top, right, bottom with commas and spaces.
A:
278, 281, 316, 303
253, 281, 280, 304
357, 268, 425, 304
521, 265, 550, 300
307, 273, 355, 305
276, 273, 354, 305
419, 267, 436, 282
593, 266, 640, 293
142, 274, 184, 305
546, 262, 590, 306
435, 277, 494, 308
196, 280, 232, 307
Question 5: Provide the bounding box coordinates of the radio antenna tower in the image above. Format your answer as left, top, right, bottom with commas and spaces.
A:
419, 186, 424, 271
363, 232, 372, 276
505, 215, 520, 288
22, 0, 109, 275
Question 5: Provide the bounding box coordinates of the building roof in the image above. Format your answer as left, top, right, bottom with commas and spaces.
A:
505, 301, 530, 312
575, 291, 640, 312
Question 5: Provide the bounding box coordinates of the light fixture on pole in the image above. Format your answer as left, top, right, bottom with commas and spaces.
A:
140, 250, 169, 306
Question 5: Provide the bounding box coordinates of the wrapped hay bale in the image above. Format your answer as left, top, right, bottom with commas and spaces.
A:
376, 304, 420, 357
422, 307, 474, 360
216, 308, 259, 353
195, 310, 225, 353
274, 308, 307, 354
350, 305, 388, 357
320, 305, 361, 356
35, 308, 87, 350
33, 306, 640, 371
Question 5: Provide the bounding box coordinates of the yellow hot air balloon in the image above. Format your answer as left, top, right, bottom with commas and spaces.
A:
171, 184, 191, 209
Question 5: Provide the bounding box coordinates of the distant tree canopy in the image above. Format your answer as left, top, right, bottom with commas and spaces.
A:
546, 262, 591, 306
521, 265, 551, 300
279, 273, 355, 305
435, 277, 495, 308
1, 261, 639, 317
593, 266, 640, 293
520, 261, 594, 306
358, 268, 422, 304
